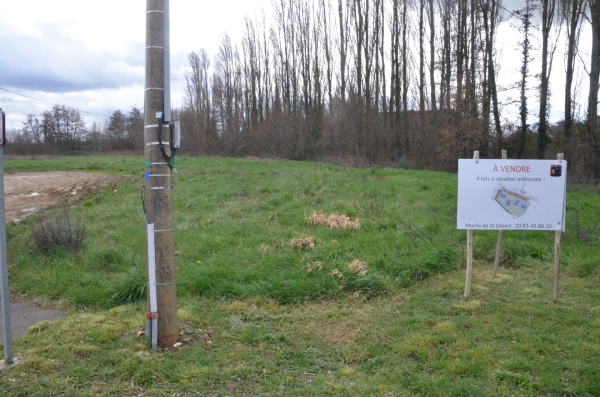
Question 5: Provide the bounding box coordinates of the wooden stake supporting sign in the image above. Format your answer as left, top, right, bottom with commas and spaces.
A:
464, 151, 478, 297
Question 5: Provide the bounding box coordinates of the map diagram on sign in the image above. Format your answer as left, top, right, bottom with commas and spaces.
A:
492, 184, 537, 218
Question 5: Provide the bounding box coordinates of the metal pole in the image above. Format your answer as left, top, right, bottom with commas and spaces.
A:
144, 0, 177, 349
0, 142, 14, 364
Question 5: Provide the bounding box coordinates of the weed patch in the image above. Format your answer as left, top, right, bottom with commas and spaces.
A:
30, 210, 86, 253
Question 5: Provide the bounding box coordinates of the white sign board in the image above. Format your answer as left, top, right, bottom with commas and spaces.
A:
457, 159, 567, 231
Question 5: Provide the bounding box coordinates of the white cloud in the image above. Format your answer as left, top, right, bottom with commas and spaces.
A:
0, 0, 270, 131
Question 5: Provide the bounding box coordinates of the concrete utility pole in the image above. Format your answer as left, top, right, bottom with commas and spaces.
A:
144, 0, 177, 349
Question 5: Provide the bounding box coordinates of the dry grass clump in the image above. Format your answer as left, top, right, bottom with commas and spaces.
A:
307, 212, 327, 226
306, 212, 361, 230
290, 236, 315, 251
329, 269, 346, 281
327, 214, 361, 230
305, 262, 323, 273
329, 259, 368, 282
347, 259, 367, 277
259, 244, 272, 254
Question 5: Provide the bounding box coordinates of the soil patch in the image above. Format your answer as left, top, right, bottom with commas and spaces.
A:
4, 172, 114, 223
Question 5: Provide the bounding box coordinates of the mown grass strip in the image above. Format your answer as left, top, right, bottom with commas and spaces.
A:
1, 267, 599, 396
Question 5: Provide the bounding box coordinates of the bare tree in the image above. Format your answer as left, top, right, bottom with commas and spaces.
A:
321, 0, 334, 107
419, 0, 426, 113
184, 49, 214, 153
379, 0, 387, 111
296, 0, 314, 117
338, 0, 350, 103
428, 0, 437, 111
213, 34, 245, 155
440, 0, 452, 110
242, 17, 260, 132
20, 107, 88, 153
479, 0, 503, 155
353, 0, 365, 99
107, 109, 131, 150
261, 11, 272, 121
537, 0, 559, 159
129, 106, 145, 152
587, 0, 600, 176
514, 0, 537, 159
402, 0, 409, 112
390, 0, 401, 113
456, 0, 475, 110
467, 0, 479, 116
563, 0, 584, 154
21, 114, 44, 144
41, 105, 87, 153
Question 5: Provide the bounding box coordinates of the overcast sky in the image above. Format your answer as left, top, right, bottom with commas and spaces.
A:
0, 0, 268, 130
0, 0, 591, 132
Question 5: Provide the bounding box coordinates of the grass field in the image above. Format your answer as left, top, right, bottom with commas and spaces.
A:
1, 155, 599, 396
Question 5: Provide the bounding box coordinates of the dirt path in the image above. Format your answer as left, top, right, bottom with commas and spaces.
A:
4, 172, 114, 223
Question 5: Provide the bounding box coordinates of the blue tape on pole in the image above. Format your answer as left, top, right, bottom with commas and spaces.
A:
145, 172, 151, 179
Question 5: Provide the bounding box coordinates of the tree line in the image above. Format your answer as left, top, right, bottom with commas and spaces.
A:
12, 0, 600, 181
11, 105, 144, 155
178, 0, 600, 180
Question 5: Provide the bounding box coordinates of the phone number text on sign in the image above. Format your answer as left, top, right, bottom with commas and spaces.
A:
464, 222, 554, 229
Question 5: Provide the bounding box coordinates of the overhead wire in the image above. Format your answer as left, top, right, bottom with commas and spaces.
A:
0, 87, 111, 118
